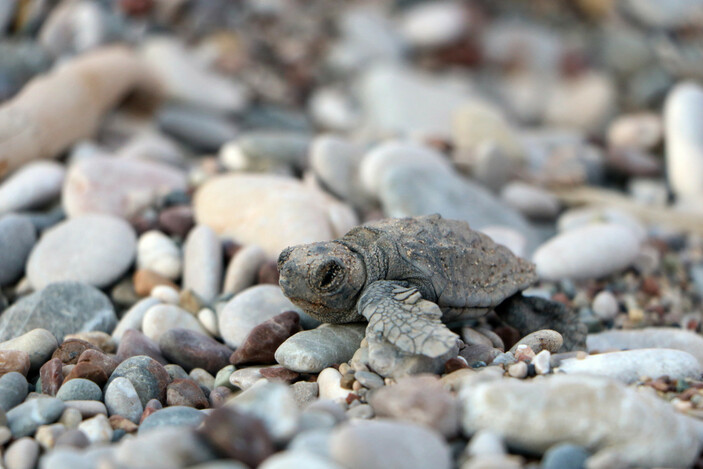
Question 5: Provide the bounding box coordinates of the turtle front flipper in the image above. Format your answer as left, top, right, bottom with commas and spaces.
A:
357, 280, 459, 358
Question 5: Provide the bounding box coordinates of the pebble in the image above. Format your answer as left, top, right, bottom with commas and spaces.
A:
223, 244, 268, 295
621, 0, 703, 28
106, 355, 170, 407
138, 406, 205, 434
291, 382, 319, 408
398, 1, 467, 49
665, 81, 703, 201
220, 131, 310, 172
0, 372, 28, 411
0, 214, 36, 286
231, 311, 301, 366
354, 371, 384, 390
0, 161, 65, 215
557, 206, 647, 242
115, 329, 167, 364
77, 414, 112, 444
544, 72, 615, 134
460, 374, 699, 468
63, 155, 187, 219
275, 324, 366, 373
587, 327, 703, 366
508, 330, 563, 354
158, 205, 195, 239
533, 350, 551, 375
54, 428, 91, 449
190, 368, 215, 390
370, 375, 459, 437
117, 131, 185, 166
229, 367, 266, 391
56, 379, 102, 402
500, 182, 560, 220
35, 423, 66, 450
158, 104, 239, 152
7, 397, 65, 438
607, 112, 662, 151
65, 331, 115, 354
260, 451, 344, 469
309, 86, 361, 131
591, 291, 619, 321
183, 225, 222, 304
111, 298, 160, 343
104, 377, 143, 424
309, 135, 368, 208
0, 282, 117, 342
58, 407, 82, 429
508, 361, 528, 379
541, 443, 590, 469
557, 348, 701, 383
5, 436, 40, 469
197, 406, 274, 468
159, 328, 231, 374
136, 230, 182, 280
218, 285, 307, 349
193, 173, 357, 258
151, 285, 180, 304
63, 360, 107, 388
167, 379, 209, 409
533, 223, 640, 281
142, 304, 209, 343
115, 426, 216, 468
63, 400, 107, 418
466, 430, 506, 457
53, 339, 99, 365
330, 419, 452, 469
0, 350, 30, 377
226, 380, 299, 443
317, 368, 351, 402
26, 215, 136, 290
460, 344, 501, 366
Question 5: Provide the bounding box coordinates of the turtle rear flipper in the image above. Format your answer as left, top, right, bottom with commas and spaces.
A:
358, 280, 459, 358
495, 293, 587, 351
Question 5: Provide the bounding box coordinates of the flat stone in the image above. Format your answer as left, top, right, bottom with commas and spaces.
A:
460, 374, 699, 468
111, 297, 160, 343
62, 156, 187, 219
231, 311, 301, 366
106, 355, 170, 407
26, 215, 137, 290
54, 428, 91, 448
500, 182, 560, 220
219, 285, 308, 349
533, 223, 640, 281
370, 375, 459, 437
115, 329, 167, 364
0, 282, 117, 342
330, 419, 452, 469
193, 173, 357, 258
76, 349, 118, 377
0, 214, 36, 286
557, 348, 702, 383
63, 400, 107, 419
0, 372, 28, 411
223, 244, 268, 295
0, 350, 30, 377
142, 304, 209, 343
7, 397, 65, 438
115, 426, 216, 468
0, 161, 65, 215
275, 324, 366, 373
291, 381, 319, 408
588, 327, 703, 367
104, 377, 143, 424
183, 225, 222, 304
138, 406, 205, 434
159, 328, 231, 374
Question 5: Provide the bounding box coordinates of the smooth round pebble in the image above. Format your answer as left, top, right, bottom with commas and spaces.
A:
7, 397, 65, 438
183, 225, 222, 304
223, 244, 268, 295
138, 406, 205, 434
4, 436, 40, 469
0, 214, 36, 286
509, 330, 563, 354
104, 377, 143, 424
106, 356, 170, 407
142, 304, 209, 343
260, 451, 344, 469
56, 379, 102, 401
137, 230, 182, 280
0, 372, 28, 411
592, 291, 619, 321
541, 443, 590, 469
275, 324, 366, 373
0, 161, 65, 215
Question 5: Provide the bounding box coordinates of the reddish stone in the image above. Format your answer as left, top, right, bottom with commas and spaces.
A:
257, 260, 279, 285
116, 329, 167, 364
0, 350, 30, 377
159, 328, 232, 375
140, 399, 163, 424
209, 386, 233, 408
63, 362, 109, 387
158, 205, 194, 238
197, 407, 274, 467
230, 311, 301, 365
78, 349, 119, 377
493, 325, 521, 352
109, 415, 139, 433
40, 357, 64, 395
459, 344, 500, 366
166, 379, 209, 409
444, 357, 469, 374
52, 339, 100, 365
259, 367, 300, 383
642, 276, 660, 296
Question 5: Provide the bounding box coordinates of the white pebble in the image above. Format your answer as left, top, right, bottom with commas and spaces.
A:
137, 230, 182, 280
77, 414, 113, 444
197, 308, 219, 337
533, 350, 551, 375
150, 285, 180, 304
592, 291, 619, 321
317, 368, 351, 401
507, 362, 527, 379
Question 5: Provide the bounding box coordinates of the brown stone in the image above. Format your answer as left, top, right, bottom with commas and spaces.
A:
64, 331, 116, 353
158, 205, 194, 239
159, 328, 232, 375
257, 260, 279, 285
52, 339, 100, 365
133, 269, 179, 297
63, 362, 109, 387
208, 386, 233, 408
166, 379, 209, 409
444, 357, 469, 374
178, 289, 206, 314
459, 344, 501, 366
259, 367, 300, 383
140, 399, 162, 424
40, 358, 64, 395
109, 415, 139, 433
116, 329, 167, 364
230, 311, 301, 366
77, 349, 119, 377
197, 406, 274, 467
0, 350, 30, 377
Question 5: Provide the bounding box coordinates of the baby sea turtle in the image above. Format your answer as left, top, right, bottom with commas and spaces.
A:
278, 214, 586, 357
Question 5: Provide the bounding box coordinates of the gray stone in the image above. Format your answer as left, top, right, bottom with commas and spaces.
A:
0, 329, 58, 371
557, 348, 701, 383
354, 371, 384, 390
158, 104, 239, 152
0, 161, 65, 215
220, 131, 311, 172
183, 225, 222, 304
39, 446, 116, 469
63, 401, 107, 418
223, 244, 267, 295
226, 380, 299, 443
291, 381, 319, 408
363, 334, 457, 378
26, 214, 137, 290
541, 443, 590, 469
56, 379, 102, 401
0, 282, 117, 342
7, 397, 65, 438
138, 406, 206, 434
259, 451, 343, 469
106, 355, 170, 407
0, 372, 28, 411
289, 429, 332, 458
587, 327, 703, 366
104, 377, 143, 424
275, 324, 366, 373
330, 419, 451, 469
116, 426, 216, 468
111, 297, 160, 343
187, 463, 249, 469
0, 214, 36, 286
310, 135, 369, 209
460, 374, 699, 468
142, 304, 209, 343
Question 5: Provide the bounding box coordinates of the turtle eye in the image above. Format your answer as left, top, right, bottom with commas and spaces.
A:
318, 260, 342, 290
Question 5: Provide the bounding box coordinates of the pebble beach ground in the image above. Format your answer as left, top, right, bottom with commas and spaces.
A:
2, 0, 703, 468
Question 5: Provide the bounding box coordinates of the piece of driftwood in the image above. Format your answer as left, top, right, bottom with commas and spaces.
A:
552, 186, 703, 234
0, 46, 159, 178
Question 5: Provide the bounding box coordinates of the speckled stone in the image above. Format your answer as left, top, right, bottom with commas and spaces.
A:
114, 426, 216, 468
167, 379, 209, 409
52, 339, 99, 365
138, 406, 206, 434
508, 330, 564, 354
56, 378, 102, 402
105, 377, 143, 424
106, 356, 170, 407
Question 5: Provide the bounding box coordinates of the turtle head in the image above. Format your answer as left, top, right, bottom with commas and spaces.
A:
277, 241, 366, 323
